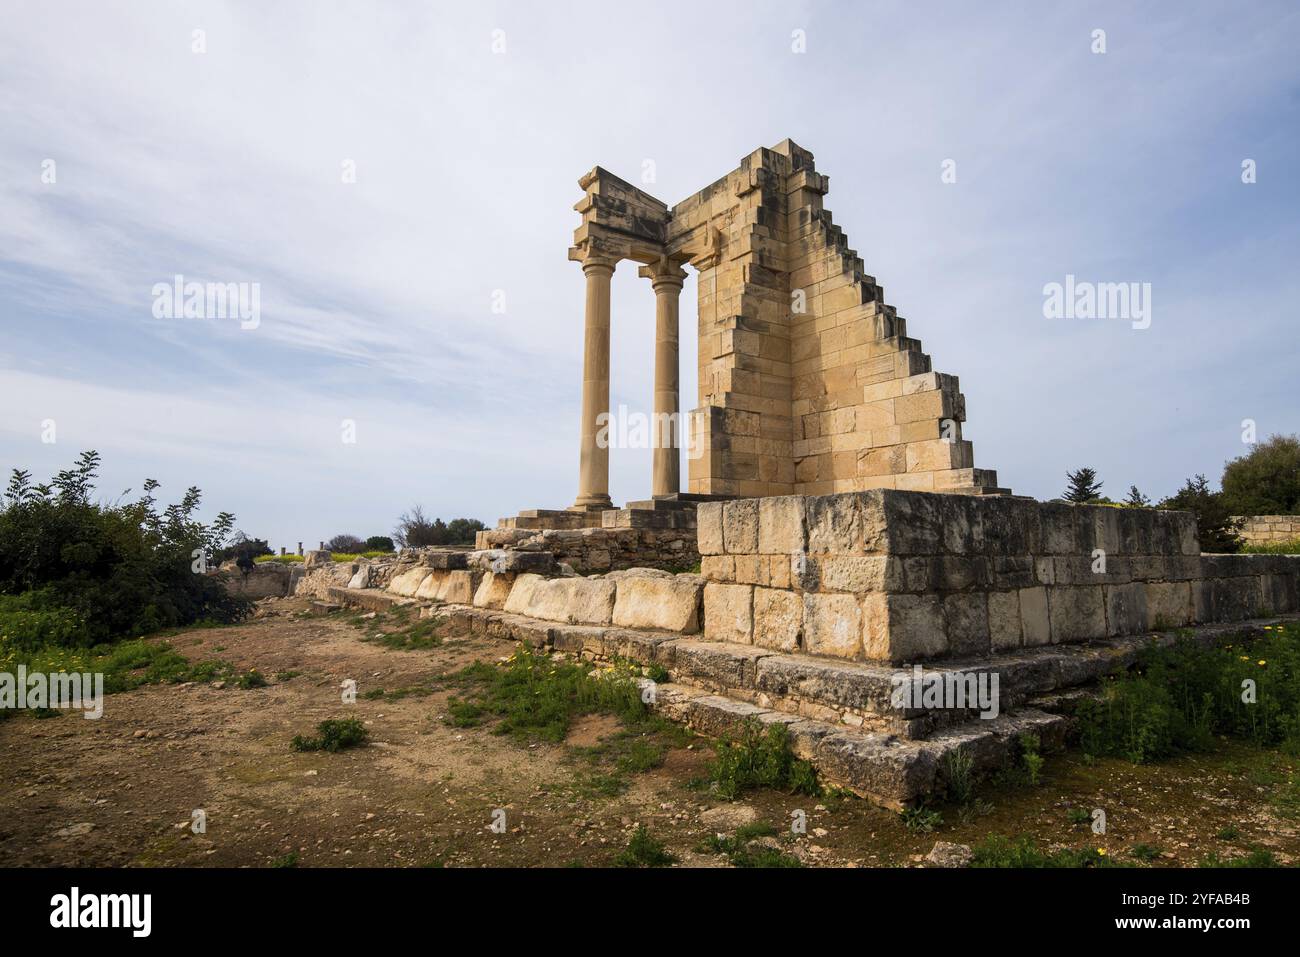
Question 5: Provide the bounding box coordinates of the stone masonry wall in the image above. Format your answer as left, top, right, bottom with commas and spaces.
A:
698, 490, 1300, 664
1235, 515, 1300, 547
664, 140, 1003, 498
475, 526, 698, 574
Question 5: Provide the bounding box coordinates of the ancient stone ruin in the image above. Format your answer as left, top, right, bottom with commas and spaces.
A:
293, 141, 1300, 808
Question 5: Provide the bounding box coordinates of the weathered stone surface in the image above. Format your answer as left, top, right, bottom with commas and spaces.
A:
1048, 585, 1105, 644
882, 594, 947, 661
473, 571, 514, 609
703, 583, 754, 643
925, 841, 973, 868
697, 502, 724, 555
514, 577, 616, 625
802, 593, 862, 659
612, 572, 704, 633
388, 566, 431, 597
987, 590, 1021, 652
1146, 580, 1192, 629
817, 556, 901, 593
722, 499, 759, 554
757, 496, 806, 555
303, 549, 332, 568
436, 569, 477, 604
1019, 586, 1051, 646
414, 570, 448, 600
752, 587, 802, 652
422, 550, 468, 570
1104, 582, 1148, 637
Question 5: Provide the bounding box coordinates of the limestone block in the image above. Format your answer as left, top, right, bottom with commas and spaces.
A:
1040, 504, 1082, 555
1047, 585, 1105, 644
304, 549, 332, 568
802, 593, 862, 659
758, 496, 807, 555
1194, 577, 1262, 623
422, 551, 468, 570
700, 555, 735, 582
388, 566, 432, 597
1103, 582, 1148, 637
988, 590, 1022, 651
612, 573, 704, 634
881, 594, 947, 661
347, 567, 370, 590
805, 493, 861, 554
697, 502, 725, 555
722, 499, 759, 554
1018, 587, 1050, 646
523, 577, 616, 625
414, 569, 449, 600
817, 556, 903, 593
473, 572, 515, 609
436, 570, 476, 605
753, 587, 803, 652
880, 491, 942, 555
704, 583, 754, 643
1145, 580, 1192, 630
943, 592, 990, 656
502, 573, 545, 616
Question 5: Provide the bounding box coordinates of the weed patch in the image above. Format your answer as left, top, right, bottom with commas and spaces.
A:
290, 717, 369, 753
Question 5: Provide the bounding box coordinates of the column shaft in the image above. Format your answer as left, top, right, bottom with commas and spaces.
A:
574, 260, 614, 509
651, 275, 684, 497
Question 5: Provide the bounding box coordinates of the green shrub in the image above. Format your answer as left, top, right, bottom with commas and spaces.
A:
1241, 539, 1300, 555
705, 720, 820, 800
0, 452, 249, 645
702, 823, 802, 868
0, 591, 88, 650
291, 717, 369, 752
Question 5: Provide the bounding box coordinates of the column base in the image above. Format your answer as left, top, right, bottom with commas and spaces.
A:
570, 495, 613, 511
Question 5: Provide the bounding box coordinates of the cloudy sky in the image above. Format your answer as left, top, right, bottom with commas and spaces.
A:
1, 1, 1297, 548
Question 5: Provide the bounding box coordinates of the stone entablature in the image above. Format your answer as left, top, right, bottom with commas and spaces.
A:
697, 490, 1300, 663
1235, 515, 1300, 546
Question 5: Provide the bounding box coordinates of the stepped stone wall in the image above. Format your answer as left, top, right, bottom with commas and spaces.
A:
698, 490, 1300, 663
660, 140, 1004, 498
1236, 515, 1300, 547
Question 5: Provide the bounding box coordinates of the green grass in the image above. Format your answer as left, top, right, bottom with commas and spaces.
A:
290, 717, 369, 753
699, 719, 820, 800
613, 825, 676, 868
1077, 624, 1300, 763
442, 644, 648, 742
347, 606, 444, 651
270, 852, 299, 868
1241, 539, 1300, 555
971, 835, 1126, 868
1197, 848, 1279, 867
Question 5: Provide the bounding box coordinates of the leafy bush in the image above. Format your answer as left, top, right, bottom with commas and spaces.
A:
705, 720, 820, 800
291, 717, 370, 752
1077, 625, 1300, 762
1221, 434, 1300, 516
0, 452, 249, 646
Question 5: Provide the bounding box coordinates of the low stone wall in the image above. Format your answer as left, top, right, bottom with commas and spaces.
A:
1235, 515, 1300, 547
474, 526, 698, 574
214, 562, 294, 599
698, 490, 1300, 663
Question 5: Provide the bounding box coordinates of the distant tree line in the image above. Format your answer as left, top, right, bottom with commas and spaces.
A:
1061, 433, 1300, 553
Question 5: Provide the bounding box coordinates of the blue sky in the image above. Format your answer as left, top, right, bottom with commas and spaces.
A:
1, 1, 1297, 549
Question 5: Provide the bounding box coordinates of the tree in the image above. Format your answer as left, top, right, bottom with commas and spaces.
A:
1159, 475, 1243, 554
445, 518, 487, 545
325, 533, 365, 553
1062, 467, 1104, 504
1123, 485, 1151, 508
1221, 434, 1300, 516
365, 535, 395, 552
394, 507, 486, 547
213, 532, 272, 569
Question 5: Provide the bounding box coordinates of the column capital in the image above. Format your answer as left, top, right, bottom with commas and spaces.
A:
568, 245, 618, 276
638, 257, 687, 289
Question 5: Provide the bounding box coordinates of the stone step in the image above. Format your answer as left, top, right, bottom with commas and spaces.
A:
653, 682, 1067, 809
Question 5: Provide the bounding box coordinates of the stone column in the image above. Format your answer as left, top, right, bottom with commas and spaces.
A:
642, 262, 687, 497
573, 258, 616, 510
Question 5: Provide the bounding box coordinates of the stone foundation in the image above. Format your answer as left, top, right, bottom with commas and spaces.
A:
698, 490, 1300, 663
474, 525, 698, 574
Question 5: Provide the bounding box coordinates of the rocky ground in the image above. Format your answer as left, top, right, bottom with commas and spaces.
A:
1, 597, 1296, 868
